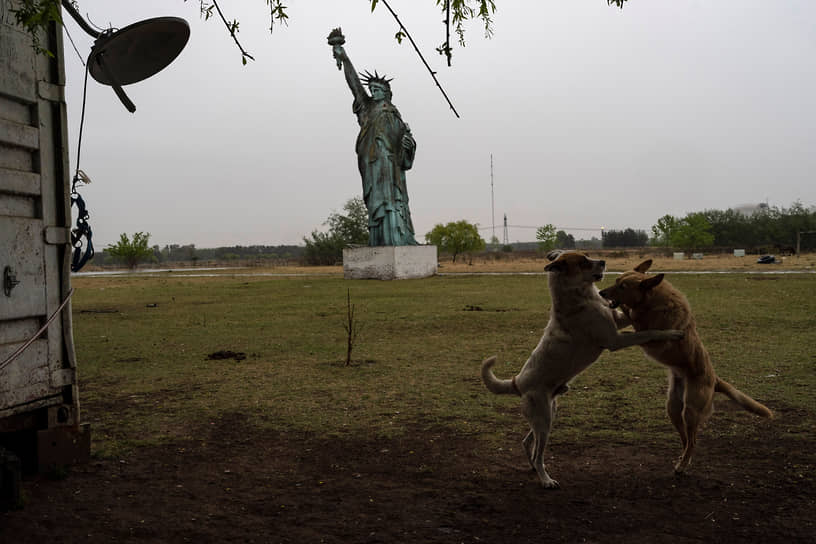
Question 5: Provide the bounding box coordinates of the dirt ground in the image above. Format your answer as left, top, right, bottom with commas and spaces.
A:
2, 405, 813, 543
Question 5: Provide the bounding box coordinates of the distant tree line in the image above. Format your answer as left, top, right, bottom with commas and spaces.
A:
602, 228, 649, 248
92, 201, 816, 269
191, 244, 303, 262
595, 202, 815, 252
95, 241, 304, 267
651, 202, 816, 252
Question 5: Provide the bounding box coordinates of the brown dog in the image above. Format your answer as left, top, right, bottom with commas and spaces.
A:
599, 260, 773, 473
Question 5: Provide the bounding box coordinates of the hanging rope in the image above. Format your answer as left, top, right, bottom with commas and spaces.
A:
0, 289, 75, 372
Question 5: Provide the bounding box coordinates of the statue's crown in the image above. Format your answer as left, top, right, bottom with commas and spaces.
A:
359, 70, 393, 89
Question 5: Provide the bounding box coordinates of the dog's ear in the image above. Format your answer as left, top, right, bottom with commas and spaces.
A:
640, 273, 664, 291
544, 258, 564, 272
634, 259, 653, 273
546, 249, 564, 262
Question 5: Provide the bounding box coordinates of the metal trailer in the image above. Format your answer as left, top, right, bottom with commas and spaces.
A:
1, 0, 90, 499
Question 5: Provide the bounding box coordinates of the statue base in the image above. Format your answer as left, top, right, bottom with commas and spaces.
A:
343, 245, 438, 280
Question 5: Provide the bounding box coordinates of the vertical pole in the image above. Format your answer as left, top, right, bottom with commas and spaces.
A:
796, 231, 801, 257
490, 154, 495, 243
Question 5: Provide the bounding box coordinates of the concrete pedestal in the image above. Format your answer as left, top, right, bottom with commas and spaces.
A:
343, 245, 437, 280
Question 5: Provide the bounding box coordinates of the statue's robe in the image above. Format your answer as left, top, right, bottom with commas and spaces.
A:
353, 96, 417, 246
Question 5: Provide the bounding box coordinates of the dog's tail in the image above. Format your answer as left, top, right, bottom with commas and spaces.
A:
715, 377, 773, 418
481, 356, 520, 396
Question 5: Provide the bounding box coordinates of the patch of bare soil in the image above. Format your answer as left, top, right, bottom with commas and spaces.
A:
2, 407, 813, 543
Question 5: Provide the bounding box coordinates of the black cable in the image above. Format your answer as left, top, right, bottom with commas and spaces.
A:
70, 61, 94, 272
62, 22, 85, 67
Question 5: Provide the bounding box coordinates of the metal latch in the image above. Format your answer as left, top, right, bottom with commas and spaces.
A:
3, 266, 20, 296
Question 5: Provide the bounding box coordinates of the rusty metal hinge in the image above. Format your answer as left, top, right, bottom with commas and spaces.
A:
37, 80, 66, 103
44, 226, 70, 245
3, 266, 20, 296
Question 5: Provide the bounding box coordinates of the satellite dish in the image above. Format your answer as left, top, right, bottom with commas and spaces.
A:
61, 1, 190, 112
88, 17, 190, 87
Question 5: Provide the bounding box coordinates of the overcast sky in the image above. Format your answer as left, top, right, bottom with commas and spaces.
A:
60, 0, 816, 248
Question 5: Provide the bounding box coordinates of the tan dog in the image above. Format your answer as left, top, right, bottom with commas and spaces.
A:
599, 260, 773, 473
482, 252, 684, 488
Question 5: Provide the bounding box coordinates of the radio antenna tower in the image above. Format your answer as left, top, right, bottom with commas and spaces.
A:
490, 154, 495, 242
503, 213, 509, 245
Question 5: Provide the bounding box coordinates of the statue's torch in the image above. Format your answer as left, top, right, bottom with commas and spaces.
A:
327, 27, 345, 70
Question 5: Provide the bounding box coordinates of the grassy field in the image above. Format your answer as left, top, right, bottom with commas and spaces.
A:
71, 268, 816, 458
5, 266, 814, 542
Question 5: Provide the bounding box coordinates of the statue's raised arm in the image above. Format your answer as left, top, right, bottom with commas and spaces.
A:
328, 28, 368, 104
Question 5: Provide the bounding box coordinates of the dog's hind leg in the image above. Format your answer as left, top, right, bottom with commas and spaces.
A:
674, 380, 714, 474
522, 396, 561, 473
666, 373, 688, 461
522, 393, 559, 488
674, 410, 698, 473
522, 431, 536, 471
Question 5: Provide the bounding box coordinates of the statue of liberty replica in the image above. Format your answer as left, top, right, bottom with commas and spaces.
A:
328, 28, 418, 246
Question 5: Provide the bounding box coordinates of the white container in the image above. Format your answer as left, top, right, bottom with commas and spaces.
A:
1, 4, 88, 472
